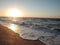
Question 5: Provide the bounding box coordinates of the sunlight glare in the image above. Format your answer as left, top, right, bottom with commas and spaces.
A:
6, 8, 22, 17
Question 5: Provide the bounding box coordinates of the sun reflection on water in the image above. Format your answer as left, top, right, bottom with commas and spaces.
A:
8, 24, 18, 32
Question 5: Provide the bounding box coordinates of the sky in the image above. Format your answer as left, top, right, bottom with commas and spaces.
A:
0, 0, 60, 18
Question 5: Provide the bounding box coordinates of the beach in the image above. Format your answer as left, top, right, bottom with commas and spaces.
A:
0, 24, 45, 45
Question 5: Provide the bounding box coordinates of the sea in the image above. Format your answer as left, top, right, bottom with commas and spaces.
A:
0, 17, 60, 45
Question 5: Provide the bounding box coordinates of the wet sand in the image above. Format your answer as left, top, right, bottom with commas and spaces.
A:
0, 24, 45, 45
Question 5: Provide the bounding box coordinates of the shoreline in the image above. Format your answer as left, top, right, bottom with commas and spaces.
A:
0, 24, 45, 45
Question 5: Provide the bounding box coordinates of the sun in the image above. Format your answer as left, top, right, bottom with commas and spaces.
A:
6, 8, 22, 17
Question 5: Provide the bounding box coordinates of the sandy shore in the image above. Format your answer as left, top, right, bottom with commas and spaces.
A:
0, 24, 45, 45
